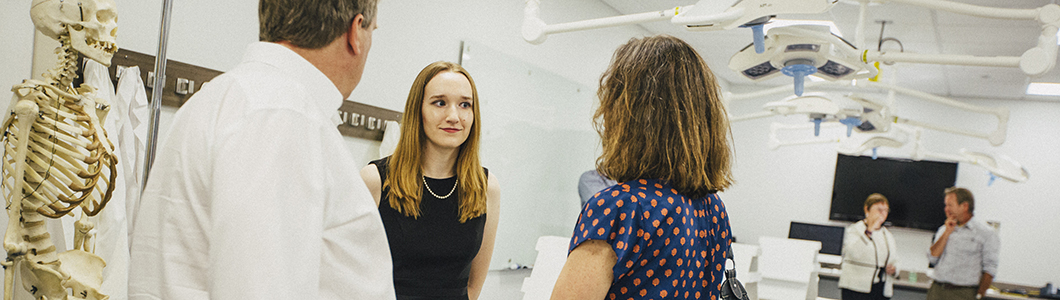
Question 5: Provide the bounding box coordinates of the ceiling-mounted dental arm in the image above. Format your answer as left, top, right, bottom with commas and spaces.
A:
856, 80, 1010, 146
672, 0, 838, 53
521, 0, 839, 50
729, 111, 777, 122
957, 150, 1029, 184
723, 80, 1010, 145
672, 0, 837, 30
876, 0, 1042, 20
910, 131, 1029, 183
768, 122, 842, 150
854, 0, 1060, 76
761, 93, 866, 136
522, 0, 679, 45
832, 125, 1029, 183
836, 123, 915, 159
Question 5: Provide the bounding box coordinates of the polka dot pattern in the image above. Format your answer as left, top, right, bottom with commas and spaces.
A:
570, 179, 732, 299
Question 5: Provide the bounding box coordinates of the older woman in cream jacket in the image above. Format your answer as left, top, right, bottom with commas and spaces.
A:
839, 193, 899, 300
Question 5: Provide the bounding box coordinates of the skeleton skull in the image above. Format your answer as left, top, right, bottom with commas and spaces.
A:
31, 0, 118, 66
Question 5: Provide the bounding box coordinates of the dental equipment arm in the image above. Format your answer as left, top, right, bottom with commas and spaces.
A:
768, 122, 842, 150
724, 80, 1010, 146
836, 126, 1028, 183
522, 0, 838, 51
522, 0, 679, 45
910, 131, 1029, 183
853, 0, 1060, 76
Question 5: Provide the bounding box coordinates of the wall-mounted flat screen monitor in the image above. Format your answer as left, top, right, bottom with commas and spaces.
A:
830, 154, 958, 231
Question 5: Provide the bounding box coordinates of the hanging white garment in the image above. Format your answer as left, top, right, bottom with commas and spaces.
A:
83, 59, 130, 300
378, 120, 400, 158
113, 66, 149, 235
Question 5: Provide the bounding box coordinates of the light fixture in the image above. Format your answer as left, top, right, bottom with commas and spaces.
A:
764, 19, 843, 37
1026, 82, 1060, 96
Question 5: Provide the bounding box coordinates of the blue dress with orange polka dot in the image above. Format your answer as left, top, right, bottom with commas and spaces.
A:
569, 179, 732, 300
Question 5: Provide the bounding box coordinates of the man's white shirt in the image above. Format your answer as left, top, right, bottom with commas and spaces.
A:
128, 42, 395, 300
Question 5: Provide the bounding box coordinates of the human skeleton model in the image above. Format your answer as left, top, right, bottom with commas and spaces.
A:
2, 0, 118, 299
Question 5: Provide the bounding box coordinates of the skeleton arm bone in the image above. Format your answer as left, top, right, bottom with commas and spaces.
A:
4, 100, 39, 255
74, 212, 95, 252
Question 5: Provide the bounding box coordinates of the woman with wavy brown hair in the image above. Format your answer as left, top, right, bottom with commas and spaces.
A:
551, 35, 735, 300
361, 61, 501, 300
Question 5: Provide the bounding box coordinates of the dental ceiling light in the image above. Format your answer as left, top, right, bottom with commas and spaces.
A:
726, 80, 1010, 146
522, 0, 838, 52
727, 81, 1026, 183
728, 25, 875, 96
751, 92, 885, 137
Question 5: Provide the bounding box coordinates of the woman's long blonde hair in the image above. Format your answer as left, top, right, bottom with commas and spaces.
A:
386, 61, 487, 222
595, 35, 734, 199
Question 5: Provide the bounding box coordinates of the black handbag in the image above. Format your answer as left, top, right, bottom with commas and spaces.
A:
720, 249, 750, 300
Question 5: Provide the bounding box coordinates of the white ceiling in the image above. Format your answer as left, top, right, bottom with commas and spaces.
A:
598, 0, 1060, 101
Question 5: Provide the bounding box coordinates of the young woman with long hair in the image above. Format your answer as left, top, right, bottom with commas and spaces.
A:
361, 61, 501, 300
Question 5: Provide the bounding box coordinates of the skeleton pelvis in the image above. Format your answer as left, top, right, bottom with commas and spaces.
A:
58, 250, 108, 300
16, 250, 108, 300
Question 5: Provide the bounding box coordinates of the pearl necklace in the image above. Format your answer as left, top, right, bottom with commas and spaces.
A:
423, 176, 458, 199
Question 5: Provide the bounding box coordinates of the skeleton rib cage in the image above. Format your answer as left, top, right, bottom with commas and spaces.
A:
3, 83, 117, 219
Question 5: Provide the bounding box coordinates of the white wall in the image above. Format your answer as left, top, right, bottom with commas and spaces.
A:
720, 83, 1060, 287
1, 0, 34, 115
352, 0, 650, 112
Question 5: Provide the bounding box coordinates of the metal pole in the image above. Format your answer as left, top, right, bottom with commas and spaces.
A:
142, 0, 175, 192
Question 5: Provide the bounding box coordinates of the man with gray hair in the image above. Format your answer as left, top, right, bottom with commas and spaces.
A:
128, 0, 394, 299
927, 187, 1000, 300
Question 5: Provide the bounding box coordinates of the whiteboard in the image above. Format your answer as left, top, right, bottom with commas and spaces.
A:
460, 41, 599, 270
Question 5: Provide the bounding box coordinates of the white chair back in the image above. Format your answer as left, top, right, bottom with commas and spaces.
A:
757, 236, 822, 300
520, 236, 571, 300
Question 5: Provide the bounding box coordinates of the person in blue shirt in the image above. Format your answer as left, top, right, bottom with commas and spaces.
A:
578, 170, 617, 207
927, 187, 1000, 300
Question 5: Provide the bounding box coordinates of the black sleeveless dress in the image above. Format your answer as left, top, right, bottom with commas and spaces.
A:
370, 158, 487, 300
